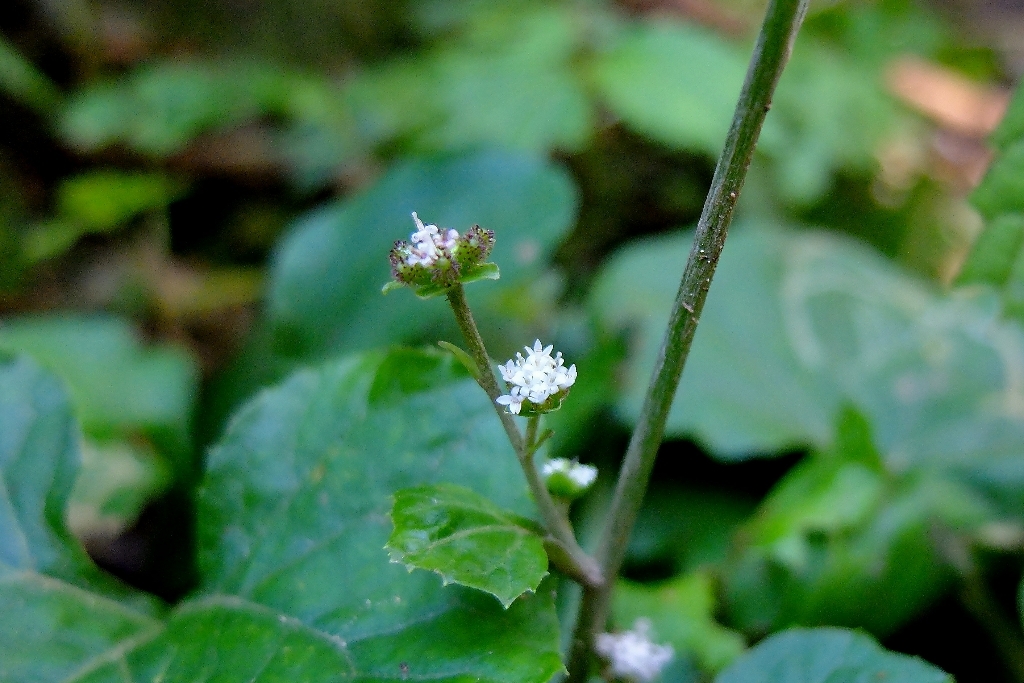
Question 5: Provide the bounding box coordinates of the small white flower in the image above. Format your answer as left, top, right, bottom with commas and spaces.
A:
406, 212, 459, 267
595, 619, 674, 682
495, 340, 577, 415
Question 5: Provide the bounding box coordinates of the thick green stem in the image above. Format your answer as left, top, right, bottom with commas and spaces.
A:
446, 284, 603, 588
565, 0, 808, 677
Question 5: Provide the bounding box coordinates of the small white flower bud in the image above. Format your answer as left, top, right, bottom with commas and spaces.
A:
595, 618, 674, 682
542, 458, 597, 500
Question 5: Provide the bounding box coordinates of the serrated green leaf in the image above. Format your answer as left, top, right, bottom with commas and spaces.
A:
614, 572, 746, 674
991, 81, 1024, 151
714, 628, 952, 683
4, 350, 562, 681
0, 355, 163, 682
388, 483, 548, 607
268, 151, 577, 358
957, 81, 1024, 322
972, 139, 1024, 221
197, 348, 563, 682
955, 213, 1024, 287
0, 355, 100, 582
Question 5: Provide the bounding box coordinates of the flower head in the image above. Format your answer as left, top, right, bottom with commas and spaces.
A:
495, 339, 577, 416
386, 212, 497, 297
595, 619, 674, 682
542, 458, 597, 500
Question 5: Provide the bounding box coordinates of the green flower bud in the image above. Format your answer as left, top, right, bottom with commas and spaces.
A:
542, 458, 597, 500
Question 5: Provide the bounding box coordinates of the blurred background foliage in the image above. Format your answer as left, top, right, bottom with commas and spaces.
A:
1, 0, 1024, 680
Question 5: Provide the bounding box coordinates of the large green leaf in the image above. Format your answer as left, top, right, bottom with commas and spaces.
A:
346, 3, 592, 154
591, 20, 746, 156
0, 355, 165, 682
592, 224, 1024, 499
0, 572, 162, 683
197, 348, 563, 682
0, 316, 197, 539
0, 355, 98, 582
0, 317, 196, 447
714, 628, 952, 683
388, 483, 548, 608
267, 151, 577, 358
0, 316, 198, 465
3, 350, 562, 681
764, 38, 904, 204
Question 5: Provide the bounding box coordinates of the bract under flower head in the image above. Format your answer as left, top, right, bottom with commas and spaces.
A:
496, 339, 577, 416
595, 619, 674, 682
385, 212, 498, 298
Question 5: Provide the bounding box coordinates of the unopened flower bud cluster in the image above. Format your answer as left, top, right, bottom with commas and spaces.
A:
542, 458, 597, 499
595, 618, 674, 682
389, 212, 495, 290
496, 340, 577, 416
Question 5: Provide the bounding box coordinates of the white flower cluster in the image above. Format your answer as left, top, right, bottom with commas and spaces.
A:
496, 340, 577, 415
405, 212, 458, 267
542, 458, 597, 488
595, 619, 674, 682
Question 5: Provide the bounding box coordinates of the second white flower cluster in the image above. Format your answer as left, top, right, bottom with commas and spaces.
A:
496, 340, 577, 416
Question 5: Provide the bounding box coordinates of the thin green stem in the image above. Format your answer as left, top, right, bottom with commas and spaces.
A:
446, 284, 603, 588
565, 0, 808, 677
446, 284, 524, 452
526, 415, 541, 453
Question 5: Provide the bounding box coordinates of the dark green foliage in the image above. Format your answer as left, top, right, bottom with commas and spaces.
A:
1, 350, 563, 682
0, 0, 1014, 678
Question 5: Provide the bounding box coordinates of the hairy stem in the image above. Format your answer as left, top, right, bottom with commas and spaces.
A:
446, 284, 603, 587
565, 0, 808, 677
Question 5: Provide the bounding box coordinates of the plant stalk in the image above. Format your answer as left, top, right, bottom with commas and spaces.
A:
446, 284, 603, 587
565, 0, 808, 677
